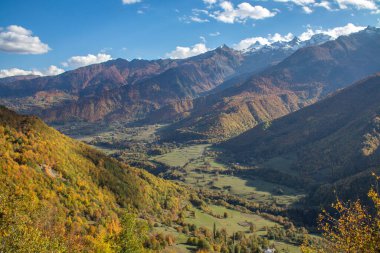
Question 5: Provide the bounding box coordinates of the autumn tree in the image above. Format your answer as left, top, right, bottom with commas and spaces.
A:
301, 174, 380, 253
111, 213, 149, 253
0, 189, 67, 253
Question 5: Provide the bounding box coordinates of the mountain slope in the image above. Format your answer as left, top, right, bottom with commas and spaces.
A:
0, 34, 332, 125
219, 73, 380, 206
162, 26, 380, 142
0, 74, 39, 84
0, 58, 177, 98
0, 106, 186, 251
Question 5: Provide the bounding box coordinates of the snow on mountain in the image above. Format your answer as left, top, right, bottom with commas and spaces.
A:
242, 33, 332, 55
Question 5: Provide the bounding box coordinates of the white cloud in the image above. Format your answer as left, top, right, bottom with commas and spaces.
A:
180, 9, 210, 23
165, 43, 209, 59
270, 32, 295, 42
190, 16, 210, 23
45, 65, 65, 76
233, 32, 294, 50
336, 0, 378, 10
302, 5, 313, 13
62, 53, 112, 68
100, 47, 112, 53
0, 25, 50, 54
299, 23, 366, 40
274, 0, 317, 13
122, 0, 141, 4
275, 0, 379, 13
203, 0, 217, 4
0, 68, 42, 78
210, 1, 277, 23
233, 37, 271, 50
0, 65, 64, 78
209, 31, 221, 36
314, 1, 333, 10
275, 0, 315, 4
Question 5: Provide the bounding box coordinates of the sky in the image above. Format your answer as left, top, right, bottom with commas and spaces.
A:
0, 0, 379, 77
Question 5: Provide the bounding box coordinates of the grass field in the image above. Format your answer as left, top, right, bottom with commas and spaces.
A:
152, 144, 304, 207
153, 144, 209, 167
184, 205, 301, 253
185, 205, 277, 236
154, 204, 301, 253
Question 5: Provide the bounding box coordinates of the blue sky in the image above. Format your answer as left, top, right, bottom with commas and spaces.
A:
0, 0, 379, 77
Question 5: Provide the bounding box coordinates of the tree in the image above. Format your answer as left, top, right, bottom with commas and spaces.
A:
301, 173, 380, 253
0, 190, 67, 253
249, 223, 256, 233
111, 213, 148, 253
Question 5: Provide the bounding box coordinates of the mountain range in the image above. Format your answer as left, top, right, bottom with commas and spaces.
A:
161, 26, 380, 142
0, 28, 341, 127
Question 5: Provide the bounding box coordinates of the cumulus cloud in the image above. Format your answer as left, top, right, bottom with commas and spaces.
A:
62, 53, 113, 68
299, 23, 366, 40
210, 1, 277, 23
233, 32, 294, 50
45, 65, 65, 76
165, 43, 209, 59
0, 65, 64, 78
0, 25, 50, 54
122, 0, 141, 4
0, 68, 42, 78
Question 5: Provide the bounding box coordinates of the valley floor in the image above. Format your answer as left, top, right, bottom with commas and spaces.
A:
53, 121, 308, 252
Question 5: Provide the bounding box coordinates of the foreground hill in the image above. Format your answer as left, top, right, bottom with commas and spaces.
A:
219, 73, 380, 207
162, 26, 380, 142
0, 106, 186, 251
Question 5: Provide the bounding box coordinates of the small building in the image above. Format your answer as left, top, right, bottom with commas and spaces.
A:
264, 249, 275, 253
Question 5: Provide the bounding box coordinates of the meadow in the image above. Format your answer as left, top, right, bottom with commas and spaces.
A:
152, 144, 304, 207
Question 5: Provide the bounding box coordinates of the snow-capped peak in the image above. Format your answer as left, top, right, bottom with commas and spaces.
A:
242, 33, 331, 55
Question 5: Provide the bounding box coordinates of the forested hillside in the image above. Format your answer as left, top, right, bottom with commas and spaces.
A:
0, 106, 186, 252
220, 73, 380, 207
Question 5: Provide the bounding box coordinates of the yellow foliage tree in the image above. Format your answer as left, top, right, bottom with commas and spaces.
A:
111, 213, 149, 253
301, 173, 380, 253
